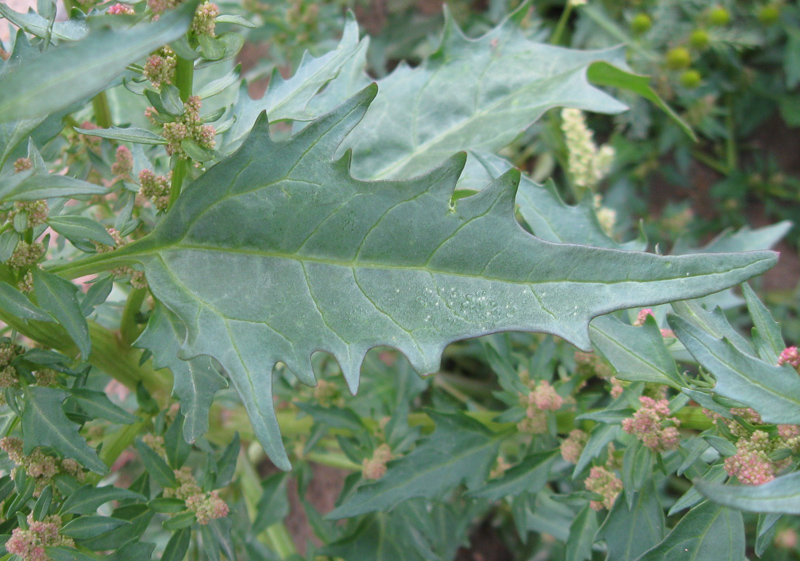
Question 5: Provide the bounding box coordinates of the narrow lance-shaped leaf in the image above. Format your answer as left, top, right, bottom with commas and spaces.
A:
33, 269, 90, 359
224, 12, 363, 150
82, 86, 774, 469
135, 303, 228, 444
328, 411, 503, 519
21, 387, 107, 474
635, 501, 744, 561
669, 314, 800, 425
0, 1, 199, 123
696, 471, 800, 515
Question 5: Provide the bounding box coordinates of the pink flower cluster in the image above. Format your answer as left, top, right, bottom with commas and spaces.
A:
5, 514, 74, 561
560, 429, 589, 464
143, 47, 177, 89
164, 467, 230, 524
139, 169, 171, 211
111, 146, 133, 181
622, 396, 680, 452
778, 346, 800, 370
0, 437, 85, 496
634, 308, 654, 326
107, 3, 135, 14
14, 157, 32, 173
192, 2, 219, 36
147, 96, 215, 159
584, 466, 622, 511
362, 443, 392, 480
724, 430, 790, 486
6, 241, 45, 270
9, 200, 49, 230
0, 342, 24, 394
147, 0, 181, 16
517, 380, 563, 435
573, 351, 613, 379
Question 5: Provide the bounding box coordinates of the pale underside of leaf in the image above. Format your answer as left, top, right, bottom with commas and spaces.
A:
119, 86, 775, 468
669, 314, 800, 425
696, 472, 800, 514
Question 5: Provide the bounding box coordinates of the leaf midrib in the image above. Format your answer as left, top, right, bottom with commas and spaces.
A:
144, 243, 773, 288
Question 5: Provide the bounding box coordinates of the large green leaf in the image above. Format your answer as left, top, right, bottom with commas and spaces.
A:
223, 13, 363, 150
696, 472, 800, 515
66, 87, 775, 468
135, 303, 227, 444
635, 501, 744, 561
669, 314, 800, 425
0, 1, 199, 123
21, 387, 107, 474
314, 7, 627, 181
328, 411, 503, 518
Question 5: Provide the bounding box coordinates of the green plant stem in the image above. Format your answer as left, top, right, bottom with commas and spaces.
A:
237, 450, 298, 558
724, 96, 738, 172
92, 92, 113, 129
120, 287, 147, 346
691, 150, 729, 175
550, 3, 574, 46
0, 308, 172, 403
169, 158, 188, 209
85, 417, 151, 484
305, 451, 361, 471
175, 56, 194, 103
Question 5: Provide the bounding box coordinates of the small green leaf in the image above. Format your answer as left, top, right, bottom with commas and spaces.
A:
160, 85, 185, 116
635, 501, 744, 561
467, 449, 558, 501
214, 432, 239, 489
164, 412, 191, 469
32, 269, 90, 359
328, 412, 504, 519
596, 480, 665, 561
566, 504, 598, 561
60, 484, 146, 515
61, 516, 130, 540
67, 389, 138, 425
1, 174, 107, 202
669, 464, 727, 515
0, 1, 200, 122
697, 471, 800, 514
214, 14, 257, 28
148, 497, 186, 513
21, 386, 107, 474
32, 485, 53, 521
80, 275, 114, 316
252, 473, 290, 534
134, 439, 177, 488
198, 34, 225, 60
574, 424, 620, 477
670, 314, 800, 425
162, 511, 196, 531
0, 281, 54, 322
586, 61, 695, 140
703, 435, 738, 457
45, 547, 101, 561
161, 528, 191, 561
72, 126, 167, 145
0, 3, 87, 42
591, 315, 683, 389
197, 64, 240, 99
46, 217, 118, 247
622, 440, 653, 509
742, 283, 785, 364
